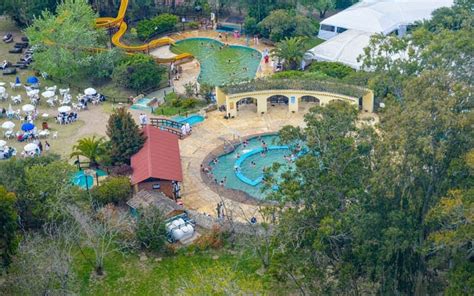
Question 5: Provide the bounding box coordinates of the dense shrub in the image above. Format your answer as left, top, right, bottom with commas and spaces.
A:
91, 176, 131, 206
194, 226, 224, 251
136, 207, 168, 252
136, 13, 178, 40
166, 93, 198, 109
112, 54, 167, 93
187, 21, 199, 29
244, 17, 259, 36
308, 61, 355, 79
272, 70, 328, 80
258, 10, 317, 42
87, 49, 125, 82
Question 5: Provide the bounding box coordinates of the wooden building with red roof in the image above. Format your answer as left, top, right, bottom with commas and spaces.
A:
131, 125, 183, 198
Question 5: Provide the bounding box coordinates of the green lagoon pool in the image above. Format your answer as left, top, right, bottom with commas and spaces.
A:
171, 38, 262, 86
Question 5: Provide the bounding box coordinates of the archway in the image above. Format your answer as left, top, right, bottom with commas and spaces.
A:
299, 95, 320, 111
266, 95, 289, 114
236, 97, 257, 114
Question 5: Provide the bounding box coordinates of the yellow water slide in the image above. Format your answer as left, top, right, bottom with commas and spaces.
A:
95, 0, 192, 62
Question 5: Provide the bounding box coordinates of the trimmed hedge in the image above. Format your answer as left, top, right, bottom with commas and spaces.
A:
136, 13, 178, 40
221, 78, 369, 98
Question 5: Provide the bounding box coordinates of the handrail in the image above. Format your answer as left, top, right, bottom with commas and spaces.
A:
149, 118, 185, 139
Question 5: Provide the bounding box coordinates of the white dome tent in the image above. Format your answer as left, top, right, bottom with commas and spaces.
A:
306, 0, 454, 69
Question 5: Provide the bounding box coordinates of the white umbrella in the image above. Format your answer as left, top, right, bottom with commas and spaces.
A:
42, 90, 55, 98
0, 140, 6, 147
22, 104, 35, 113
1, 121, 15, 130
24, 143, 38, 152
58, 106, 71, 113
27, 89, 39, 96
84, 88, 96, 95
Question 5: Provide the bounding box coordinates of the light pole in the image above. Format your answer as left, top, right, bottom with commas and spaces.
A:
181, 17, 186, 31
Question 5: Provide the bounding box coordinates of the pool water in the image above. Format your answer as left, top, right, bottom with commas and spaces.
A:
131, 98, 153, 112
171, 38, 261, 86
72, 169, 107, 189
209, 135, 296, 199
172, 114, 205, 126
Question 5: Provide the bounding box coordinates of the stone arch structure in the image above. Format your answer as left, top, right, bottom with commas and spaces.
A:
299, 95, 320, 104
216, 87, 374, 118
266, 95, 289, 112
236, 97, 258, 113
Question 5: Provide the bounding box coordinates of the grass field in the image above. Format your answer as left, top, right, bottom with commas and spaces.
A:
0, 17, 136, 157
75, 247, 270, 295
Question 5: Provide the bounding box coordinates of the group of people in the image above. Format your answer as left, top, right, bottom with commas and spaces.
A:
0, 145, 16, 159
20, 139, 50, 158
56, 112, 78, 125
139, 113, 148, 126
180, 122, 192, 136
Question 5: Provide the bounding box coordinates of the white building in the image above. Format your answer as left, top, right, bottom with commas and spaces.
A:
306, 0, 454, 70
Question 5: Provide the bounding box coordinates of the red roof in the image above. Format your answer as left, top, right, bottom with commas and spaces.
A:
131, 125, 183, 184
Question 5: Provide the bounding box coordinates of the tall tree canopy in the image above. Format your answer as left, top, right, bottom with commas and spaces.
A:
0, 187, 18, 268
0, 0, 59, 27
106, 108, 146, 165
268, 2, 473, 294
25, 0, 105, 80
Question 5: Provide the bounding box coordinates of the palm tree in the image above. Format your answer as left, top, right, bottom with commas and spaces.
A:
271, 37, 307, 70
70, 136, 106, 167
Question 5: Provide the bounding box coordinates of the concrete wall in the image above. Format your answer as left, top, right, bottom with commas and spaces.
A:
187, 210, 271, 236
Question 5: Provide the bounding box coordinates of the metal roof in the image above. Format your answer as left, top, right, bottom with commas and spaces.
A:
131, 125, 183, 184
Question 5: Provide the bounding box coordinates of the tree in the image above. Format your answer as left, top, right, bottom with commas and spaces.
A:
91, 176, 131, 206
70, 136, 106, 167
135, 207, 168, 252
86, 49, 126, 83
268, 101, 376, 294
0, 186, 18, 268
301, 0, 336, 18
258, 9, 317, 42
25, 0, 105, 81
136, 13, 179, 40
1, 0, 59, 27
68, 205, 134, 276
425, 189, 474, 295
106, 107, 146, 165
271, 37, 307, 70
198, 82, 214, 103
112, 54, 167, 93
243, 16, 259, 36
3, 222, 80, 295
24, 161, 79, 227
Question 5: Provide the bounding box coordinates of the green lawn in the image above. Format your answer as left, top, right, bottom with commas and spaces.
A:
303, 37, 325, 51
75, 248, 270, 295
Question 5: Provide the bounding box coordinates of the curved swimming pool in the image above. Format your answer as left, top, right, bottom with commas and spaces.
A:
208, 134, 304, 199
171, 37, 262, 86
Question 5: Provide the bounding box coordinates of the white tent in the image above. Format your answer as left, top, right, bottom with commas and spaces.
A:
318, 0, 454, 40
305, 30, 373, 70
308, 0, 453, 69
